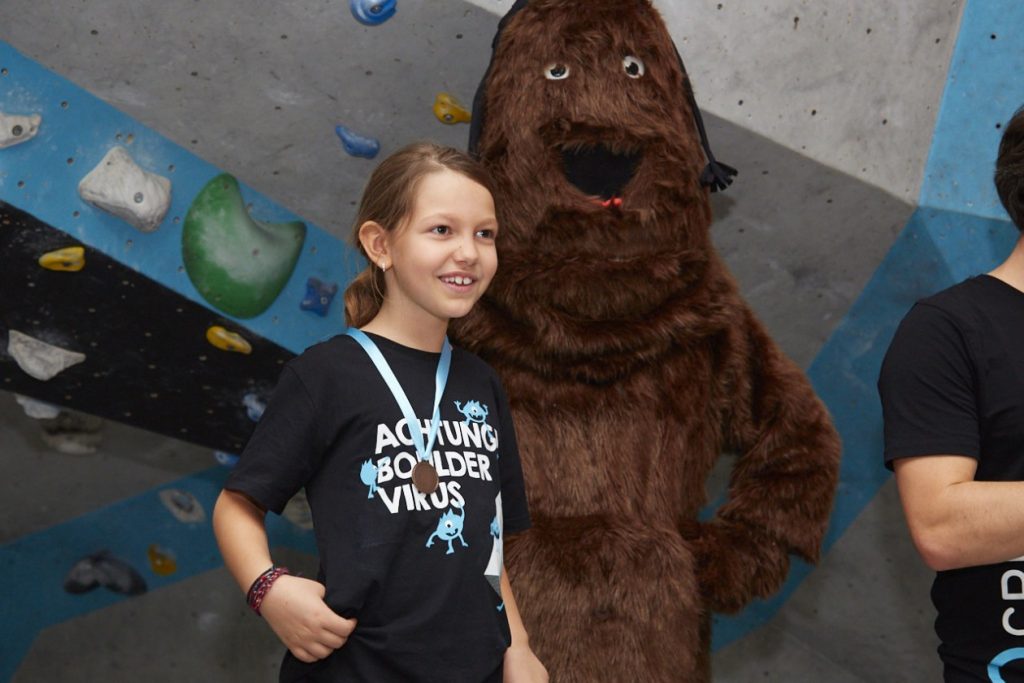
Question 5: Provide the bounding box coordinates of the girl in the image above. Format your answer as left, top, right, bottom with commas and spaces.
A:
213, 142, 547, 683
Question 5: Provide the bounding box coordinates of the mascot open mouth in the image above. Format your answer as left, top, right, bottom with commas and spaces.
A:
560, 144, 642, 204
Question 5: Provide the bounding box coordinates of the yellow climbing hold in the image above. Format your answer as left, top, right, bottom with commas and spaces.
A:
39, 246, 85, 272
147, 544, 177, 577
206, 325, 252, 355
433, 93, 471, 125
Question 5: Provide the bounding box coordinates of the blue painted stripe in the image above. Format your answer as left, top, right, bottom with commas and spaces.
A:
0, 41, 355, 355
919, 0, 1024, 218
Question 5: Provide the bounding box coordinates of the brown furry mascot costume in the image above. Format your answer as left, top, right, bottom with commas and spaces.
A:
451, 1, 842, 681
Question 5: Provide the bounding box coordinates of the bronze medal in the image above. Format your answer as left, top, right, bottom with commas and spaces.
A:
412, 461, 439, 494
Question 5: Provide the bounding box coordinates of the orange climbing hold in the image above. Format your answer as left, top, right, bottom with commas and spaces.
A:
205, 325, 252, 354
38, 246, 85, 272
147, 544, 177, 576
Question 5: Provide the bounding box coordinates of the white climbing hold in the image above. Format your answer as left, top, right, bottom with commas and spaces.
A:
7, 329, 86, 381
77, 146, 171, 232
14, 393, 61, 419
0, 112, 41, 149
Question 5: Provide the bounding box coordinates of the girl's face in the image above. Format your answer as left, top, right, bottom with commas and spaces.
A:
384, 169, 498, 325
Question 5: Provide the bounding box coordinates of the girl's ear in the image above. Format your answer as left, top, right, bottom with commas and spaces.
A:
358, 221, 390, 268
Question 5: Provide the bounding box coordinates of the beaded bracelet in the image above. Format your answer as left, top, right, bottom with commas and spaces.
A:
246, 565, 290, 616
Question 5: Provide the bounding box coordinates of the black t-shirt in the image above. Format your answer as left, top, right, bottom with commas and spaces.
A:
225, 332, 531, 683
879, 275, 1024, 681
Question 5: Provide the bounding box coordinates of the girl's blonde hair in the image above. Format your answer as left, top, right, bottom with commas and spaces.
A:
344, 142, 496, 327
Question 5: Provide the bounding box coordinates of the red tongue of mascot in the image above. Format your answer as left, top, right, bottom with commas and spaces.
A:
451, 1, 840, 681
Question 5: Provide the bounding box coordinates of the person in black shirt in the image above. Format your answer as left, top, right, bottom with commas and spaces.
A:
879, 105, 1024, 681
212, 142, 547, 682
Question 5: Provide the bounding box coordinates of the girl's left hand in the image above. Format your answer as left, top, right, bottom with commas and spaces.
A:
503, 645, 549, 683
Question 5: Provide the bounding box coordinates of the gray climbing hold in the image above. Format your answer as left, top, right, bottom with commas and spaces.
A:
282, 490, 314, 530
0, 112, 41, 149
39, 410, 104, 455
7, 330, 86, 380
63, 550, 147, 596
78, 147, 171, 232
158, 488, 206, 524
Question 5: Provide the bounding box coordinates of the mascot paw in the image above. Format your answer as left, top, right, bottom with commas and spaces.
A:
692, 519, 790, 614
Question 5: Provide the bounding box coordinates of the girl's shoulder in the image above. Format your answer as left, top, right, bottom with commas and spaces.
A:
449, 344, 511, 399
293, 332, 360, 362
450, 344, 499, 379
284, 334, 366, 387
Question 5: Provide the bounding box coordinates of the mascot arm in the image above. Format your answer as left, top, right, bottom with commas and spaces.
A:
694, 308, 841, 614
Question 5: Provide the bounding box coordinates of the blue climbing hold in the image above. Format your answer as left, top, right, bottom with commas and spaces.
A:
242, 393, 266, 422
335, 124, 380, 159
214, 450, 239, 467
300, 276, 339, 317
350, 0, 397, 26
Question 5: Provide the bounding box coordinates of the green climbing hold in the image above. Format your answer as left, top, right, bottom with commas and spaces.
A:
182, 174, 306, 318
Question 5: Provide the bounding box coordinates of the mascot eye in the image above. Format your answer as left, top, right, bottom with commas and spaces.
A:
544, 63, 570, 80
622, 55, 645, 78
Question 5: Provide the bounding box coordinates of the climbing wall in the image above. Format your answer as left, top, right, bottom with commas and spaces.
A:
0, 39, 365, 457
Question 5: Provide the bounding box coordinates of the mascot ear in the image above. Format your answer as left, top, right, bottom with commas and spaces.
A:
674, 45, 738, 192
468, 0, 531, 158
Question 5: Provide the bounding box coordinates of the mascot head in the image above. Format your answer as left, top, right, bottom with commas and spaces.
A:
459, 0, 735, 378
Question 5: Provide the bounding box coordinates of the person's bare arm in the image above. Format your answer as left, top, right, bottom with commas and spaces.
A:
895, 454, 1024, 571
500, 566, 548, 683
212, 489, 356, 662
212, 489, 275, 591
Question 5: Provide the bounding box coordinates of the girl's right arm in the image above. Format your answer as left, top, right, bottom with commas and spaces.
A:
213, 489, 357, 662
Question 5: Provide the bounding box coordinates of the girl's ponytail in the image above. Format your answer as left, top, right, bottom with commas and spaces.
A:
343, 265, 384, 327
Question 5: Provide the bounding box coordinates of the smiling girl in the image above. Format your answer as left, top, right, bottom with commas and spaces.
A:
213, 142, 547, 683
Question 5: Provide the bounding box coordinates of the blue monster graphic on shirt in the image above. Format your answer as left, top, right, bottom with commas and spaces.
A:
490, 514, 500, 539
426, 506, 468, 555
454, 399, 489, 425
359, 459, 378, 499
990, 647, 1024, 682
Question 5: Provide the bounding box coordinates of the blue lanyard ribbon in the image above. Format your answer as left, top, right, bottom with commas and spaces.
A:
346, 328, 452, 463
